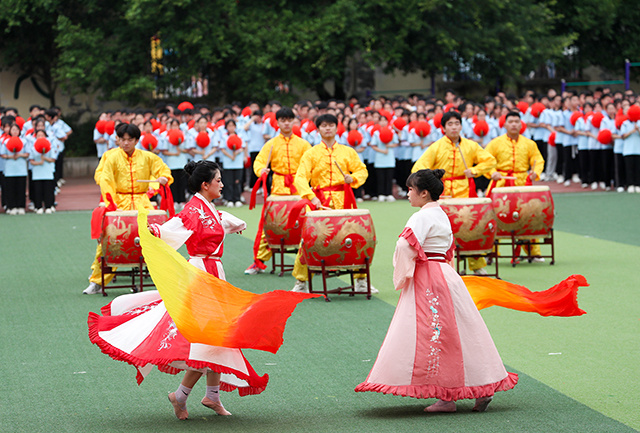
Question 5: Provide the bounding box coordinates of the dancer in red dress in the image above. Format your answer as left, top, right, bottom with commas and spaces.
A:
355, 169, 517, 412
89, 160, 261, 419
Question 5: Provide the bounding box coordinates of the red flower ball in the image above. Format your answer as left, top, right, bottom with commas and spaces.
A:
516, 101, 529, 114
548, 131, 556, 147
499, 114, 506, 129
627, 105, 640, 122
433, 113, 443, 129
15, 116, 25, 130
570, 111, 583, 126
337, 122, 346, 137
187, 119, 195, 129
34, 138, 51, 154
6, 136, 23, 153
104, 120, 115, 135
347, 130, 363, 146
473, 120, 490, 137
141, 134, 158, 151
597, 129, 613, 145
393, 117, 407, 131
379, 127, 393, 144
96, 120, 106, 134
591, 112, 604, 128
520, 120, 527, 134
615, 114, 627, 129
416, 121, 431, 138
227, 135, 242, 150
168, 129, 184, 146
177, 101, 194, 111
292, 125, 302, 137
530, 102, 546, 118
241, 107, 252, 117
195, 131, 210, 148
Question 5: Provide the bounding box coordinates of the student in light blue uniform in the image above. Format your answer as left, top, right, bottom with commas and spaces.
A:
369, 116, 399, 202
550, 97, 565, 182
612, 110, 626, 192
0, 124, 29, 214
619, 115, 640, 192
45, 108, 72, 185
394, 112, 412, 198
340, 118, 367, 200
586, 105, 604, 189
574, 105, 591, 186
29, 130, 58, 213
244, 110, 266, 187
599, 104, 616, 189
219, 119, 246, 207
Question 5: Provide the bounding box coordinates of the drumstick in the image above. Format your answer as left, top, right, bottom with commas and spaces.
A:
502, 176, 517, 180
529, 159, 536, 182
136, 179, 158, 183
334, 160, 346, 177
454, 142, 469, 170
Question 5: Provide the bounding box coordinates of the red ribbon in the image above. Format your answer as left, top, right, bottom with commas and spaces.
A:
90, 193, 117, 239
250, 171, 268, 210
159, 184, 175, 217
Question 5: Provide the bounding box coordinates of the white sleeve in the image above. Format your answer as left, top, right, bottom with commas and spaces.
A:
219, 211, 247, 234
156, 216, 193, 250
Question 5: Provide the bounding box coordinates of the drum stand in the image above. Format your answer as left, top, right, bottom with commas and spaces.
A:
269, 238, 298, 277
100, 256, 153, 296
456, 246, 499, 278
494, 228, 556, 267
307, 258, 372, 302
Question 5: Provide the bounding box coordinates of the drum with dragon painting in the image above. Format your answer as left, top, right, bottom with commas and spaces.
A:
102, 210, 168, 266
439, 197, 496, 254
264, 195, 304, 249
490, 186, 554, 239
300, 209, 376, 270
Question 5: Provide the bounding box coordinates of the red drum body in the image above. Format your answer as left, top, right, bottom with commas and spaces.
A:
439, 198, 496, 254
301, 209, 376, 270
102, 210, 168, 265
264, 195, 304, 249
490, 186, 554, 238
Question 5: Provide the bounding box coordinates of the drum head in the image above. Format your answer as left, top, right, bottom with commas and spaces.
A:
439, 197, 492, 205
306, 209, 370, 217
491, 185, 550, 193
266, 195, 301, 202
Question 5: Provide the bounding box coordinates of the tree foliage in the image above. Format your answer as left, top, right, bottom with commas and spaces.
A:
0, 0, 635, 106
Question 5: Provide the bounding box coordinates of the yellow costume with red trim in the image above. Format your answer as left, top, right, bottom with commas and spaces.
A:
89, 148, 173, 286
411, 136, 496, 271
253, 134, 311, 263
292, 142, 368, 281
484, 134, 545, 256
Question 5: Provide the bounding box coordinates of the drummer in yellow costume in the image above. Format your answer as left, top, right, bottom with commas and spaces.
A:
83, 123, 172, 294
291, 114, 372, 293
244, 107, 311, 274
412, 111, 496, 274
485, 110, 545, 261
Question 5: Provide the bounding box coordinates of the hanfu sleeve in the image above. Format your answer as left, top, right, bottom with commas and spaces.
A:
392, 236, 418, 291
219, 211, 247, 234
149, 216, 193, 250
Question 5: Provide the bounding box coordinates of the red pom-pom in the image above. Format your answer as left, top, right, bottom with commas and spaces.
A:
104, 120, 115, 135
591, 112, 604, 128
371, 124, 381, 135
530, 102, 546, 118
379, 127, 393, 144
168, 129, 184, 146
241, 107, 252, 117
347, 130, 363, 146
159, 124, 167, 133
34, 137, 51, 154
570, 111, 583, 126
244, 155, 251, 168
196, 131, 210, 148
473, 120, 490, 137
627, 105, 640, 122
433, 113, 443, 129
615, 114, 627, 129
96, 120, 106, 134
444, 103, 455, 113
269, 115, 278, 130
227, 135, 242, 150
141, 134, 158, 151
548, 132, 556, 147
337, 122, 346, 137
416, 121, 431, 138
499, 114, 506, 128
6, 137, 23, 153
177, 101, 194, 111
292, 125, 302, 137
393, 117, 407, 131
306, 121, 317, 133
597, 129, 613, 145
516, 101, 529, 113
187, 119, 195, 129
150, 119, 160, 130
14, 116, 25, 130
379, 109, 393, 122
215, 119, 225, 130
520, 120, 527, 134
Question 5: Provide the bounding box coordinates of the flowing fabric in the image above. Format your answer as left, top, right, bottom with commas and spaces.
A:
90, 193, 117, 239
463, 275, 588, 317
137, 209, 320, 353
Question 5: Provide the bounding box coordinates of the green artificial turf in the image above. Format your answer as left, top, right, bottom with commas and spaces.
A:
0, 193, 638, 432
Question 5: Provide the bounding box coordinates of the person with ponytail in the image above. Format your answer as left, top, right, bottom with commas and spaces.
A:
355, 169, 517, 413
92, 160, 265, 420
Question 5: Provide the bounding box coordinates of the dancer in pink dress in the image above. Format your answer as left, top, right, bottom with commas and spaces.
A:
89, 160, 261, 420
355, 169, 518, 412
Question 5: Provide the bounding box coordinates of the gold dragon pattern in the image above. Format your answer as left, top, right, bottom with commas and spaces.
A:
493, 195, 554, 236
450, 204, 496, 246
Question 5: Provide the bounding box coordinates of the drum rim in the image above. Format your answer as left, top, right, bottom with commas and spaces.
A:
491, 186, 550, 193
266, 194, 302, 201
306, 209, 371, 216
105, 210, 167, 216
439, 198, 493, 204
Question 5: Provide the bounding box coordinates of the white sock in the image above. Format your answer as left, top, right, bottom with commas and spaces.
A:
175, 384, 192, 404
205, 385, 220, 402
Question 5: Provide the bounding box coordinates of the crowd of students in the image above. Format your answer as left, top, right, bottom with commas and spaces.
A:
0, 105, 72, 215
2, 85, 639, 215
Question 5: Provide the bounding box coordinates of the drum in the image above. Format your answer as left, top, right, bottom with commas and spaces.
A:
102, 210, 168, 266
490, 186, 554, 238
301, 209, 376, 270
439, 197, 496, 254
263, 195, 304, 249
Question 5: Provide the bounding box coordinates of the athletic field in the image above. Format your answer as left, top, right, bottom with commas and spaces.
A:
1, 191, 638, 432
